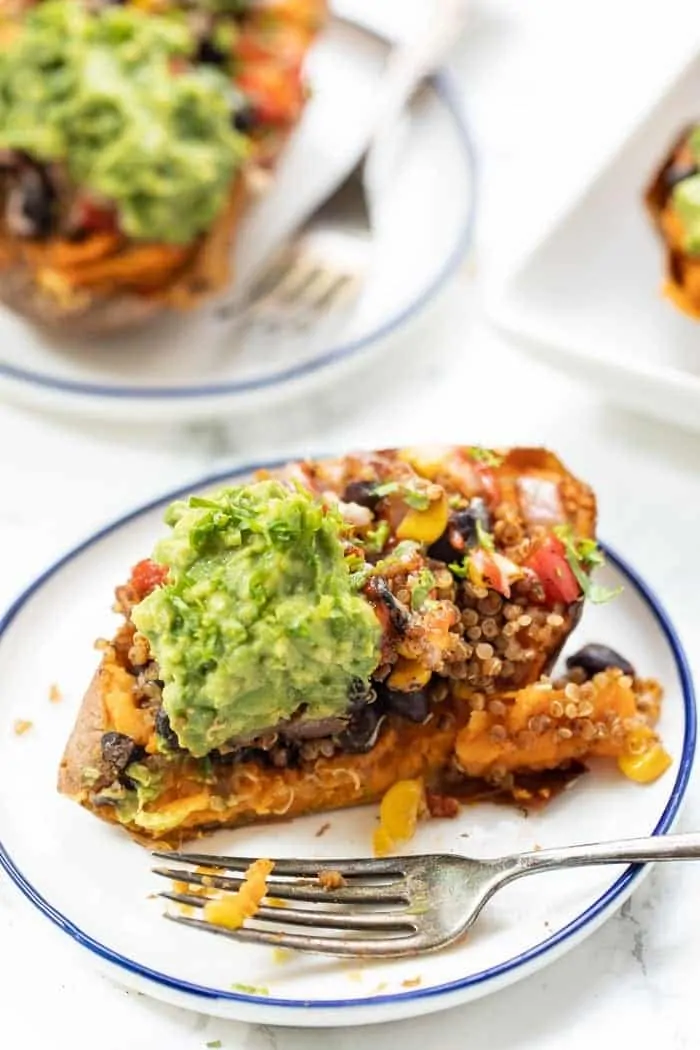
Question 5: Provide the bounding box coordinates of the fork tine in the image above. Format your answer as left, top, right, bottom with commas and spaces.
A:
159, 893, 415, 932
151, 851, 406, 878
151, 866, 409, 905
164, 913, 421, 957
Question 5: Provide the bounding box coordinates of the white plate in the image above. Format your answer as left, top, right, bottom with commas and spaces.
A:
0, 14, 475, 424
488, 46, 700, 433
0, 462, 694, 1027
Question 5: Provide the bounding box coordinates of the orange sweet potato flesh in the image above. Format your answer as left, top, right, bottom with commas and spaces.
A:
455, 672, 662, 778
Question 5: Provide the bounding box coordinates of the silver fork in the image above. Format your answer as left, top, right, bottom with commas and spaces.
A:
217, 0, 469, 336
153, 832, 700, 959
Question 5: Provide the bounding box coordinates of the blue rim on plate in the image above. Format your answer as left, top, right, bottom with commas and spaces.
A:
0, 460, 696, 1013
0, 74, 476, 402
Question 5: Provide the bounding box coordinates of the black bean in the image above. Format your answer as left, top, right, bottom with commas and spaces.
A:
337, 705, 386, 754
566, 643, 635, 680
197, 38, 228, 67
664, 161, 698, 191
428, 498, 492, 564
383, 688, 429, 723
232, 104, 260, 135
6, 165, 56, 240
100, 731, 136, 773
155, 707, 181, 750
342, 480, 380, 511
348, 677, 374, 710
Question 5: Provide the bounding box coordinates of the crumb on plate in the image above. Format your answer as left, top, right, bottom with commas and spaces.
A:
315, 821, 331, 838
318, 869, 346, 890
48, 683, 63, 703
13, 719, 33, 736
230, 983, 269, 996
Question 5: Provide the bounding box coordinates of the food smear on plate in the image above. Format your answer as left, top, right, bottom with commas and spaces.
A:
56, 446, 670, 846
13, 718, 33, 736
646, 124, 700, 318
0, 0, 326, 333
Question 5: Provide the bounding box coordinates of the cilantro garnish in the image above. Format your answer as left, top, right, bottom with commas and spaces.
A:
411, 569, 436, 610
468, 447, 504, 468
449, 559, 469, 579
553, 526, 621, 605
403, 489, 431, 511
373, 481, 399, 498
364, 520, 390, 554
475, 519, 495, 552
372, 480, 431, 510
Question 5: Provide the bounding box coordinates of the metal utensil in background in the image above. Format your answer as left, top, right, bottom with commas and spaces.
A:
218, 0, 469, 340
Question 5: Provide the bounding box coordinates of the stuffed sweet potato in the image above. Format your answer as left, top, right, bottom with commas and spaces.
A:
0, 0, 326, 333
58, 446, 669, 846
645, 124, 700, 318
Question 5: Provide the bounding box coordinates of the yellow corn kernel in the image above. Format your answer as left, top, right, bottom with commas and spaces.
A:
396, 492, 448, 544
397, 446, 448, 479
618, 745, 672, 784
387, 658, 432, 692
373, 779, 425, 856
372, 826, 395, 858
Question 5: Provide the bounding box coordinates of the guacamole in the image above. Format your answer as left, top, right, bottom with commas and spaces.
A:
131, 481, 381, 758
671, 128, 700, 255
0, 1, 247, 244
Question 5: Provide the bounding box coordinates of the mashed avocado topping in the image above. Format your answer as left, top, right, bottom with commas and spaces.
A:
131, 481, 381, 758
672, 129, 700, 254
0, 0, 247, 244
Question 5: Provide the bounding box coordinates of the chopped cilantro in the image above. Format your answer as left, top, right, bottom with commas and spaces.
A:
468, 447, 504, 468
403, 489, 431, 511
373, 480, 430, 510
364, 520, 390, 554
373, 481, 400, 498
449, 558, 469, 579
475, 520, 495, 552
411, 569, 436, 610
345, 551, 367, 573
231, 983, 270, 996
553, 526, 621, 605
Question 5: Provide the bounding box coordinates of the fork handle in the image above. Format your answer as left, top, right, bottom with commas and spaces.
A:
366, 0, 469, 161
508, 832, 700, 876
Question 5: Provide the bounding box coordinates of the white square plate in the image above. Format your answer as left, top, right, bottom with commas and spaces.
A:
489, 47, 700, 432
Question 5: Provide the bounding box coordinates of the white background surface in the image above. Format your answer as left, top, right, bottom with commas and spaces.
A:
2, 0, 700, 1046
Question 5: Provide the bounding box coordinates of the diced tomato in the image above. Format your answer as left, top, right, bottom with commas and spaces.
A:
73, 196, 118, 235
525, 536, 580, 605
129, 559, 168, 600
236, 62, 305, 124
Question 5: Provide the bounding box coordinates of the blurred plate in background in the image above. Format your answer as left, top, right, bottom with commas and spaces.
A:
0, 13, 475, 424
489, 42, 700, 433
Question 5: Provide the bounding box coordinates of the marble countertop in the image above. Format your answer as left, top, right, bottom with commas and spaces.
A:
2, 0, 700, 1046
